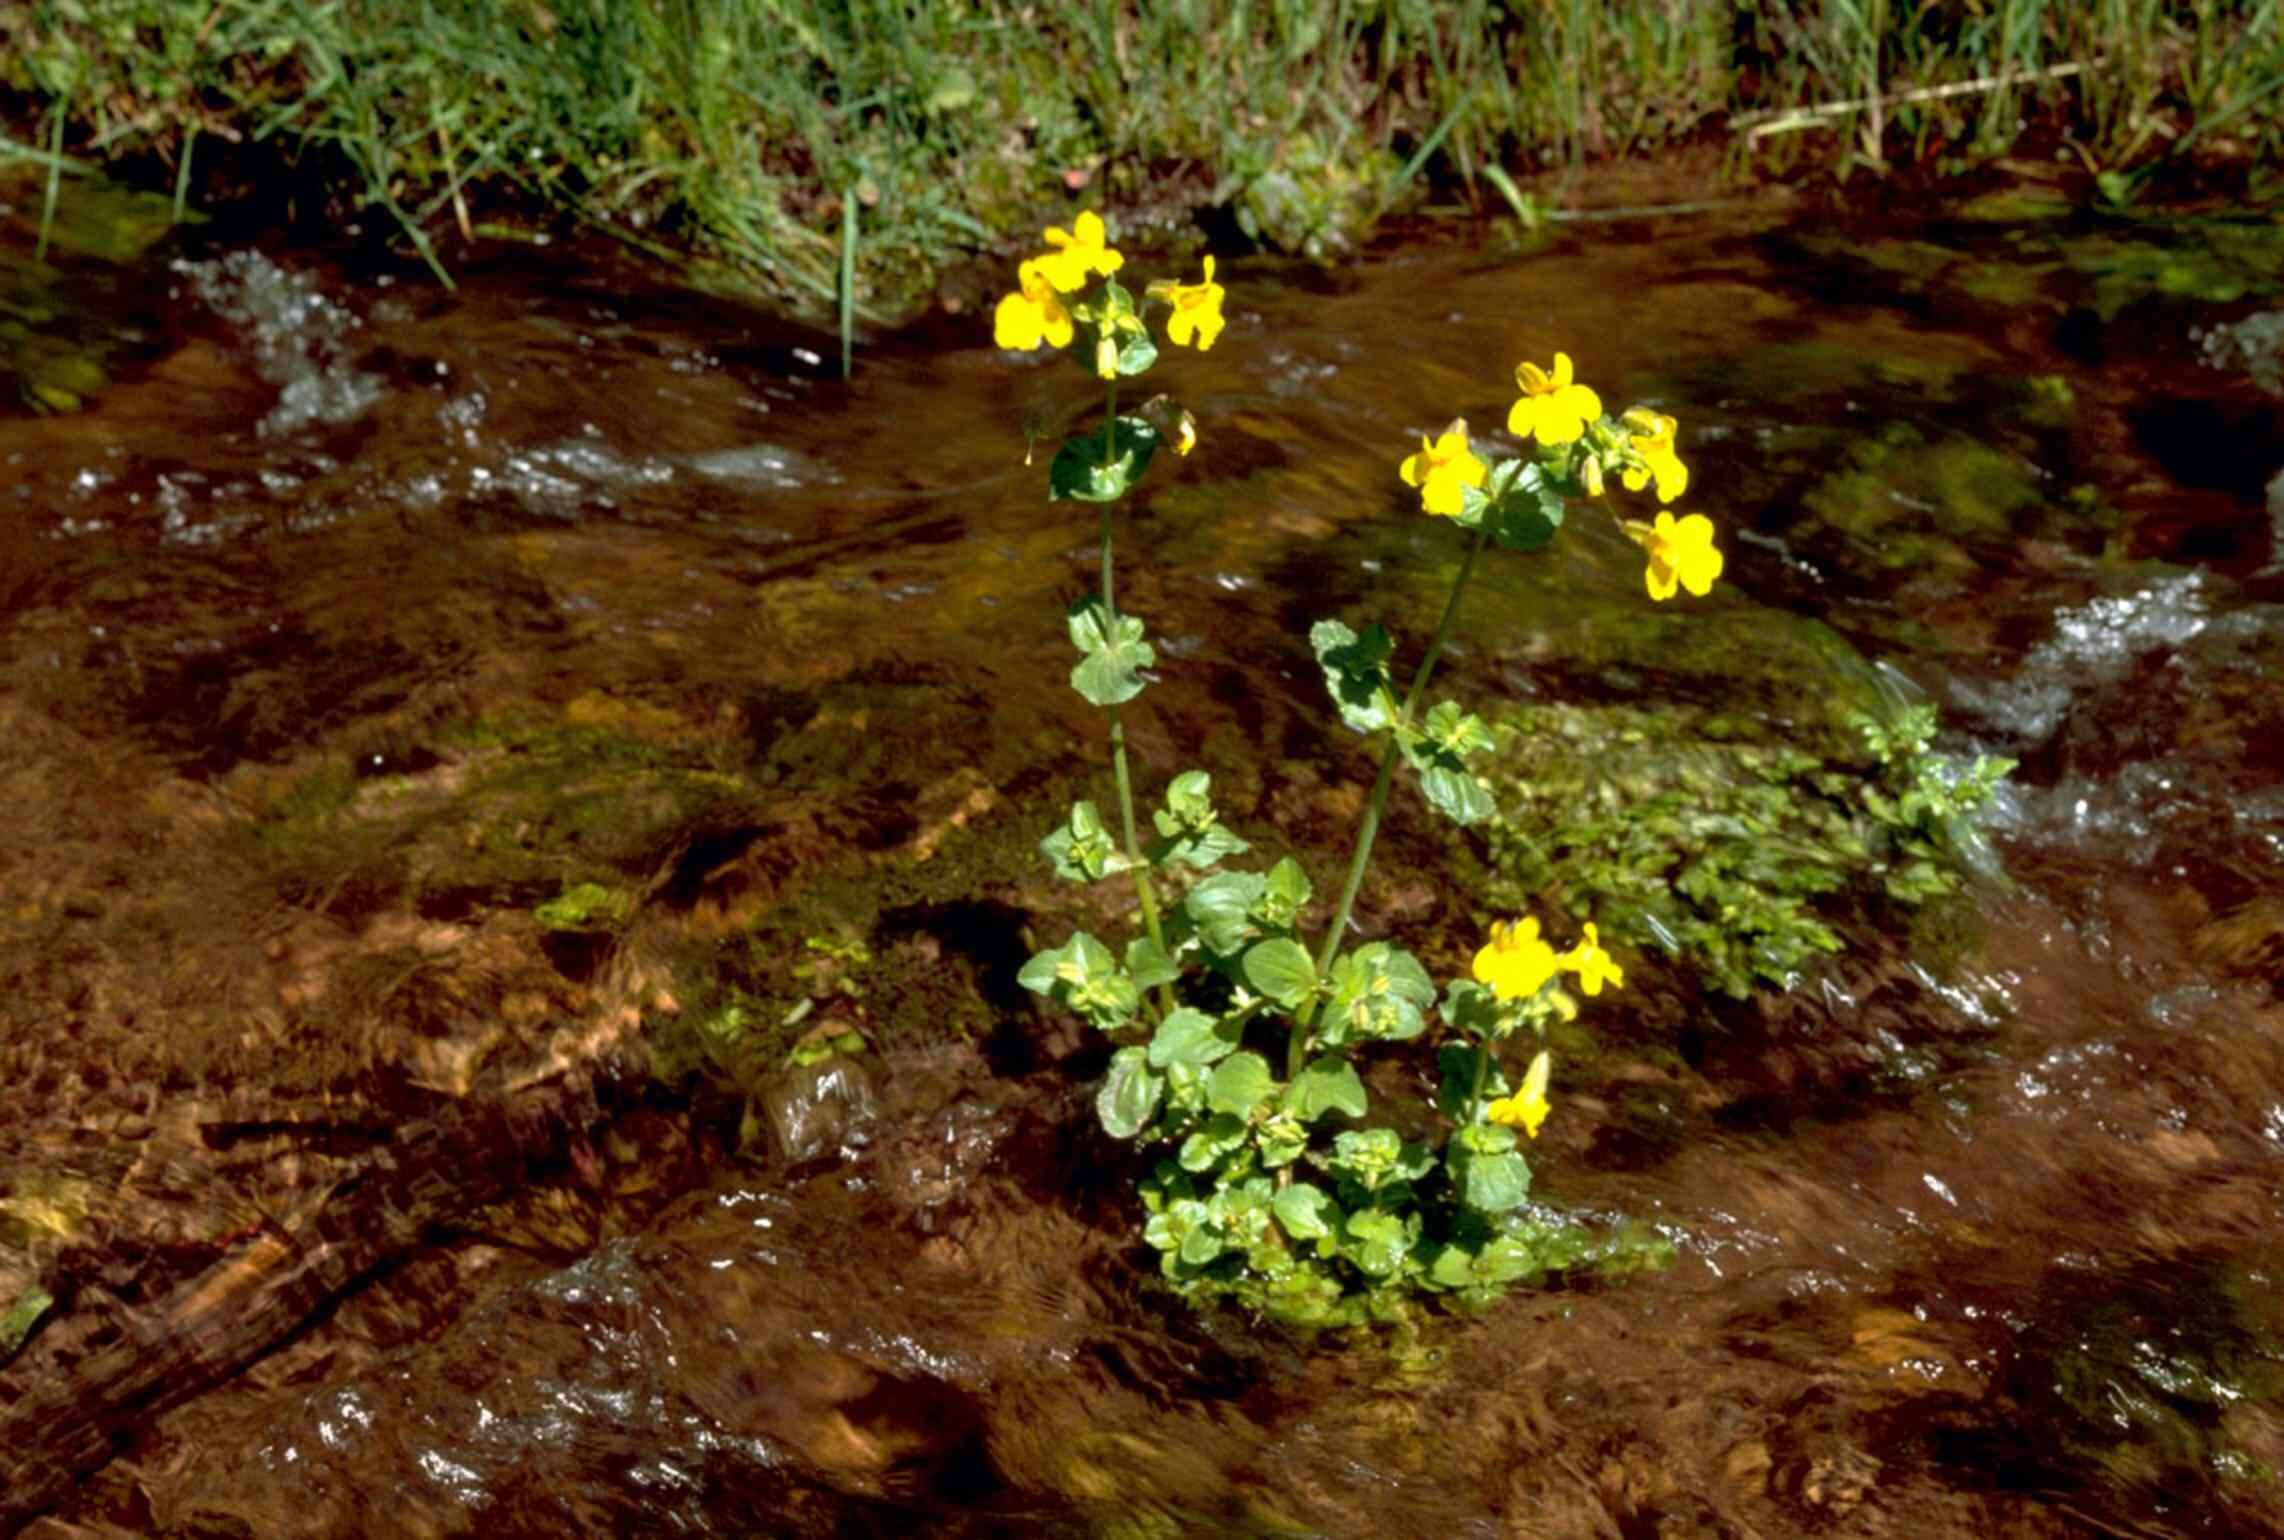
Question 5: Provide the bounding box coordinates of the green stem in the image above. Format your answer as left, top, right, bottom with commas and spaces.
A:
1468, 1036, 1493, 1128
1288, 523, 1492, 1080
1094, 378, 1172, 1015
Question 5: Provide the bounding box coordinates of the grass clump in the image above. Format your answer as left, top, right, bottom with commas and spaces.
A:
4, 1, 2281, 320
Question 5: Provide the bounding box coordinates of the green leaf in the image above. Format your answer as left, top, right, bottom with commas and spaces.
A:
1472, 1233, 1543, 1285
1284, 1053, 1368, 1123
1115, 330, 1158, 377
1458, 1149, 1533, 1214
1319, 942, 1435, 1047
1048, 415, 1163, 503
1096, 1046, 1164, 1139
1125, 936, 1179, 992
1272, 1180, 1339, 1242
1481, 459, 1565, 551
1179, 1112, 1250, 1172
1143, 1196, 1207, 1255
1257, 857, 1313, 926
1041, 800, 1123, 881
1416, 700, 1497, 760
1454, 1121, 1518, 1157
1184, 871, 1266, 955
1339, 1208, 1416, 1280
1397, 701, 1498, 827
1146, 1007, 1241, 1068
533, 881, 630, 931
1162, 770, 1214, 827
1149, 771, 1250, 870
1067, 599, 1155, 706
1205, 1051, 1275, 1116
1308, 620, 1397, 735
1240, 937, 1317, 1009
1439, 979, 1506, 1042
1417, 765, 1495, 826
1157, 823, 1248, 870
1256, 1115, 1309, 1168
1428, 1243, 1479, 1289
1019, 932, 1138, 1028
1437, 1041, 1506, 1122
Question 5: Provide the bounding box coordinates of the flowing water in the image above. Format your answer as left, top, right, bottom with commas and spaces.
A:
3, 169, 2284, 1537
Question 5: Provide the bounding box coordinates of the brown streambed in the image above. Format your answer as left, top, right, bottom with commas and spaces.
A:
3, 172, 2284, 1536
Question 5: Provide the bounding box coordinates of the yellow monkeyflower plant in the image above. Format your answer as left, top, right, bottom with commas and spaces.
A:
1006, 304, 1711, 1326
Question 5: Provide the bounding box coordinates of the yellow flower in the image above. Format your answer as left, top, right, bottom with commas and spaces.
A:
1398, 421, 1488, 518
1620, 410, 1689, 503
1036, 209, 1124, 292
1159, 255, 1226, 350
1560, 923, 1624, 997
1487, 1050, 1553, 1138
993, 259, 1074, 351
1095, 335, 1119, 380
1175, 410, 1198, 457
1473, 916, 1560, 1002
1506, 352, 1603, 446
1623, 511, 1724, 601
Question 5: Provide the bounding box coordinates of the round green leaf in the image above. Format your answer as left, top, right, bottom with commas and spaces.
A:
1240, 937, 1317, 1010
1205, 1051, 1275, 1116
1272, 1180, 1339, 1242
1284, 1053, 1368, 1123
1147, 1007, 1243, 1069
1047, 416, 1162, 503
1097, 1045, 1165, 1139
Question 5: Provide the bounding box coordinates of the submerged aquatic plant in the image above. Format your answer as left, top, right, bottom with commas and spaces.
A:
999, 213, 1719, 1326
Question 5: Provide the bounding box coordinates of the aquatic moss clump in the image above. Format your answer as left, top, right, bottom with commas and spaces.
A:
1477, 700, 2010, 1000
229, 714, 766, 917
2006, 1255, 2284, 1526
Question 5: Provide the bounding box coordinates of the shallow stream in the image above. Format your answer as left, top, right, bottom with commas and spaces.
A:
3, 169, 2284, 1537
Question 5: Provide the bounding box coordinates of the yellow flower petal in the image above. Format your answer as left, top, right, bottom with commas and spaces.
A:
1625, 511, 1722, 602
1472, 916, 1560, 1001
1561, 922, 1625, 997
1038, 209, 1124, 291
993, 259, 1073, 352
1507, 353, 1604, 446
993, 292, 1044, 351
1488, 1050, 1553, 1138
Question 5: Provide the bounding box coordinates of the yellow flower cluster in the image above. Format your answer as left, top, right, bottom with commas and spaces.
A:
1395, 352, 1726, 603
1471, 916, 1625, 1003
992, 211, 1227, 360
1469, 916, 1625, 1139
994, 211, 1120, 352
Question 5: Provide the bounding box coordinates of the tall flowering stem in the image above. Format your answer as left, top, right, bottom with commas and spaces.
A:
1288, 523, 1491, 1079
1096, 373, 1172, 1008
